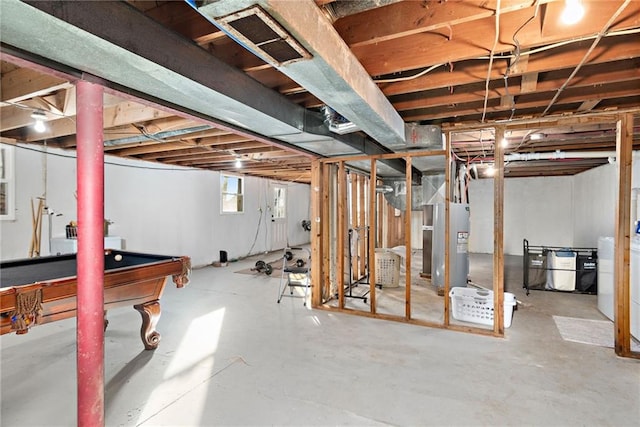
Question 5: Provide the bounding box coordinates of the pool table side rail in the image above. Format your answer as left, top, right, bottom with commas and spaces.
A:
0, 256, 190, 336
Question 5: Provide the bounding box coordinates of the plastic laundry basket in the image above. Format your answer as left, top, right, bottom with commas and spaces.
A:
374, 250, 401, 287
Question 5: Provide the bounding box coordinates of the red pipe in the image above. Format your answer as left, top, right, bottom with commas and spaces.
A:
76, 80, 105, 427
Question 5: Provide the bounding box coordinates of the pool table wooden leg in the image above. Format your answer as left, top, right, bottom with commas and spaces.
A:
133, 300, 161, 350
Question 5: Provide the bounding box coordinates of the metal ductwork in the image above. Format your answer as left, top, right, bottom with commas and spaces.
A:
194, 0, 406, 147
1, 0, 417, 178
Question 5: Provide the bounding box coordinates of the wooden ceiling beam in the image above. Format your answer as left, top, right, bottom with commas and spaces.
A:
379, 35, 640, 96
107, 142, 191, 156
402, 81, 640, 122
392, 65, 640, 112
353, 2, 640, 76
334, 0, 552, 48
141, 142, 269, 161
0, 66, 72, 103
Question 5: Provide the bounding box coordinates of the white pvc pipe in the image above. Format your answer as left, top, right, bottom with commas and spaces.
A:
504, 151, 618, 161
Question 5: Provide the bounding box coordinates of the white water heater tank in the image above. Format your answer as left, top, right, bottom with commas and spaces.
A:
432, 203, 470, 288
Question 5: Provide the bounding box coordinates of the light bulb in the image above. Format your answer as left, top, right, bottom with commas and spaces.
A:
235, 158, 242, 168
34, 119, 46, 133
485, 165, 496, 176
501, 138, 508, 148
561, 0, 584, 25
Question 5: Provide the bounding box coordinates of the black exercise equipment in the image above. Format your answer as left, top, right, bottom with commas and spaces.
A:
251, 260, 273, 275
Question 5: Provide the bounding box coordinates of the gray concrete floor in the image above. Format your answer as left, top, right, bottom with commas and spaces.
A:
1, 252, 639, 426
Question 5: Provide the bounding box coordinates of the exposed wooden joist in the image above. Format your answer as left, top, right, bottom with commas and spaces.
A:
353, 2, 640, 76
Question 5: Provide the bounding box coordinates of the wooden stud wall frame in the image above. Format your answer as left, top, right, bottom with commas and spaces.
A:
310, 113, 639, 355
614, 113, 639, 359
310, 147, 505, 338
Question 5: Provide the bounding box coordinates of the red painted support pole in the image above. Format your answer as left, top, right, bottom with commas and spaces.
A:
76, 80, 105, 427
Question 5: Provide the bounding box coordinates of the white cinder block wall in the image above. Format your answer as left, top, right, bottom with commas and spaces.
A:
0, 145, 311, 267
469, 153, 639, 255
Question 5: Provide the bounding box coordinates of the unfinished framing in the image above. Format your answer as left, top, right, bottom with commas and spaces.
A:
310, 144, 507, 337
310, 113, 639, 358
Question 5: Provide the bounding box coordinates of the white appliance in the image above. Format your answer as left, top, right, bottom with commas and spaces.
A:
631, 236, 639, 341
432, 203, 470, 288
597, 237, 614, 321
598, 235, 640, 341
51, 236, 123, 255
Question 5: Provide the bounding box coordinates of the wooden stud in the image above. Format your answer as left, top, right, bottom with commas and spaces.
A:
405, 155, 412, 320
358, 175, 367, 278
614, 113, 638, 358
350, 172, 358, 282
520, 71, 538, 93
321, 163, 331, 302
493, 127, 505, 336
444, 132, 451, 326
369, 159, 377, 314
310, 159, 322, 307
337, 162, 347, 309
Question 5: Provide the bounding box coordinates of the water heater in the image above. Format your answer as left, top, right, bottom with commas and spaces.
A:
431, 203, 470, 288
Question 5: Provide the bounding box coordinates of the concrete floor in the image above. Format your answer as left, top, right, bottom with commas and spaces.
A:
1, 252, 639, 426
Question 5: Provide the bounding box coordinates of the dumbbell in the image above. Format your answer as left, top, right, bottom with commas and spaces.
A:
251, 260, 273, 275
295, 258, 306, 267
284, 251, 293, 261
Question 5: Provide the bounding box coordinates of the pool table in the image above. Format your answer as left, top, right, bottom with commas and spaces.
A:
0, 250, 190, 350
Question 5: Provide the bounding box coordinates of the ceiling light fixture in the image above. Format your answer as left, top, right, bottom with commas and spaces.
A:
235, 157, 242, 168
31, 110, 47, 133
561, 0, 584, 25
485, 165, 496, 176
501, 138, 509, 148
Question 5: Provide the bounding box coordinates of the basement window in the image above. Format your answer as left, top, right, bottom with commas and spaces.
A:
221, 174, 244, 214
0, 144, 15, 220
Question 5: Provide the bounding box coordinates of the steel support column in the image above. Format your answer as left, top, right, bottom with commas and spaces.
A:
76, 80, 105, 427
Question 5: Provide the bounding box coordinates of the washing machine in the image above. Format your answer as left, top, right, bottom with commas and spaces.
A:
598, 235, 640, 341
631, 235, 639, 341
597, 237, 614, 321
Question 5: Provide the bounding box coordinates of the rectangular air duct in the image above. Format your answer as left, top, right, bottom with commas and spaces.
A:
217, 6, 312, 66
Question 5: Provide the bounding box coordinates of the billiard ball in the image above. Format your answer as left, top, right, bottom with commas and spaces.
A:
114, 254, 123, 261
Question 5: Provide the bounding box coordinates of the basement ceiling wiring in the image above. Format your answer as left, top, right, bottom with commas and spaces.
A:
481, 0, 501, 124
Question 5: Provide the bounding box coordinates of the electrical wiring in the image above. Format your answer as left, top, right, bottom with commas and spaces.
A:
507, 0, 541, 77
542, 0, 632, 116
481, 0, 501, 124
503, 0, 540, 122
373, 63, 445, 84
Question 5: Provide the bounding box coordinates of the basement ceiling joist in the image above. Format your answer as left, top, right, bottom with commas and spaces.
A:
0, 0, 639, 182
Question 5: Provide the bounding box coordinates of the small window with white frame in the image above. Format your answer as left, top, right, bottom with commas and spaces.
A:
221, 174, 244, 213
0, 144, 15, 220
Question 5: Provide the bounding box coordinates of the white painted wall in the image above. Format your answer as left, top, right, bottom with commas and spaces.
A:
572, 163, 616, 248
469, 176, 574, 255
0, 144, 310, 267
469, 153, 640, 256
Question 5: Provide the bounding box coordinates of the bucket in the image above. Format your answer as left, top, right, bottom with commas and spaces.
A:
220, 250, 228, 263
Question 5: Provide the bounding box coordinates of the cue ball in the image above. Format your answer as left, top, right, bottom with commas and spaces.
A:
114, 254, 123, 261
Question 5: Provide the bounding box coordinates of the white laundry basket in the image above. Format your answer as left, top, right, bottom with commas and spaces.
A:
449, 287, 517, 328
